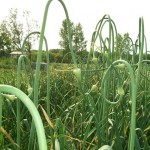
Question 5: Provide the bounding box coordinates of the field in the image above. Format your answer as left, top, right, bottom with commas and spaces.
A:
0, 0, 150, 150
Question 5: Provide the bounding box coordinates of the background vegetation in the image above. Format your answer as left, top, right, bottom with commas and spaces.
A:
0, 2, 150, 150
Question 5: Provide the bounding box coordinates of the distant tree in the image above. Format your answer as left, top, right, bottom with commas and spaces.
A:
0, 8, 39, 57
59, 19, 87, 53
73, 23, 87, 52
0, 20, 11, 56
59, 19, 74, 52
117, 33, 131, 51
22, 10, 39, 54
8, 9, 23, 51
115, 33, 131, 57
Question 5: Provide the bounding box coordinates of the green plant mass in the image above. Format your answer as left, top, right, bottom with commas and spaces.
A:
0, 0, 149, 150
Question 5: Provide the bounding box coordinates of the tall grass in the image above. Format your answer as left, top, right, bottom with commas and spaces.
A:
0, 0, 149, 150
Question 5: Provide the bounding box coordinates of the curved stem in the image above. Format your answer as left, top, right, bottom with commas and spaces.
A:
101, 59, 137, 150
0, 85, 47, 150
16, 54, 34, 149
58, 0, 77, 67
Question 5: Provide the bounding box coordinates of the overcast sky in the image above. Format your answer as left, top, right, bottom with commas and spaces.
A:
0, 0, 150, 49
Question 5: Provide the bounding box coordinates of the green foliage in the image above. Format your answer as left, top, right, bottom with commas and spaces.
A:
0, 20, 11, 57
59, 19, 74, 52
116, 33, 130, 52
30, 49, 64, 63
0, 132, 4, 149
49, 49, 64, 63
59, 19, 87, 53
0, 57, 18, 69
0, 1, 150, 150
8, 9, 24, 51
73, 23, 87, 52
0, 9, 39, 57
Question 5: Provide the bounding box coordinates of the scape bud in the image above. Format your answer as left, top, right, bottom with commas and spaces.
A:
73, 68, 81, 82
55, 138, 60, 150
4, 94, 17, 101
103, 51, 108, 58
92, 57, 98, 64
27, 85, 33, 95
91, 82, 99, 92
117, 86, 125, 96
117, 63, 126, 70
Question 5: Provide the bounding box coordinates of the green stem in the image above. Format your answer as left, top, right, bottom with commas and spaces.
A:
0, 85, 47, 150
0, 94, 3, 127
101, 59, 137, 150
16, 54, 34, 149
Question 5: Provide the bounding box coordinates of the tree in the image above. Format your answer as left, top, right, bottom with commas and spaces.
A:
73, 23, 87, 52
22, 10, 39, 54
59, 19, 74, 52
117, 33, 131, 50
0, 20, 11, 56
0, 8, 39, 57
115, 33, 132, 57
8, 9, 23, 51
59, 19, 87, 53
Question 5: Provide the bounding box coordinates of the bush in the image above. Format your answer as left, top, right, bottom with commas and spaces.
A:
0, 57, 18, 69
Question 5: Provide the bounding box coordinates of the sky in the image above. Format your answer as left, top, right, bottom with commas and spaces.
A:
0, 0, 150, 50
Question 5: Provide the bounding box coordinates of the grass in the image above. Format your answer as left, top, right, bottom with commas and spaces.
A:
0, 0, 150, 150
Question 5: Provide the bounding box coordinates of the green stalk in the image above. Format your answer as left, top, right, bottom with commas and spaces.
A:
0, 85, 47, 150
100, 15, 116, 142
33, 0, 52, 106
87, 15, 118, 145
21, 31, 51, 114
101, 59, 137, 150
135, 17, 144, 87
28, 0, 76, 148
16, 54, 34, 149
16, 55, 22, 150
129, 17, 144, 150
58, 0, 77, 67
0, 94, 4, 149
0, 94, 3, 127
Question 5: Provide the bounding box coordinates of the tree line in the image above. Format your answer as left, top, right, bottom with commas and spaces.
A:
0, 9, 39, 57
0, 9, 87, 57
1, 8, 144, 64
